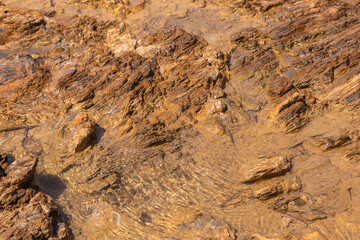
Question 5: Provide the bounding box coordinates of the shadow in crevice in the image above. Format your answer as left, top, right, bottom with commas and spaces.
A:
6, 153, 15, 164
34, 173, 75, 239
95, 124, 106, 144
34, 173, 66, 199
54, 204, 75, 240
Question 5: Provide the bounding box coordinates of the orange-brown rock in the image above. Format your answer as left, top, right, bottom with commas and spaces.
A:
243, 156, 291, 182
310, 134, 351, 151
0, 153, 68, 240
267, 76, 293, 97
180, 214, 236, 240
65, 0, 146, 16
1, 0, 360, 239
254, 176, 301, 200
62, 113, 97, 153
346, 144, 360, 163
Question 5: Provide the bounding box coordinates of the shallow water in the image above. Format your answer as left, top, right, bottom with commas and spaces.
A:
2, 0, 360, 239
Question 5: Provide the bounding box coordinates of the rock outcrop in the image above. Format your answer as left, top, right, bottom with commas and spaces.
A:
60, 113, 97, 153
1, 0, 360, 239
0, 153, 68, 240
243, 156, 291, 182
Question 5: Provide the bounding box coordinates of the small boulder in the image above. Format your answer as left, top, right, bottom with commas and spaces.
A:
6, 155, 38, 186
254, 176, 301, 200
310, 134, 351, 151
182, 214, 236, 240
267, 76, 293, 97
0, 153, 69, 240
346, 144, 360, 163
66, 113, 97, 153
243, 156, 291, 182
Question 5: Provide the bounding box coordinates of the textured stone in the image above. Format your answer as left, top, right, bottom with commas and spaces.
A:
243, 156, 291, 182
1, 0, 360, 239
0, 154, 68, 240
254, 176, 301, 200
66, 113, 97, 153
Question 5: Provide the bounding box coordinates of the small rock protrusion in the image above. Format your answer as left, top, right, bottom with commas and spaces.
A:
0, 153, 69, 239
254, 176, 301, 200
243, 156, 291, 182
0, 153, 8, 178
309, 133, 351, 151
206, 99, 228, 115
211, 88, 225, 99
267, 76, 293, 97
7, 155, 38, 186
345, 144, 360, 163
281, 216, 294, 228
65, 113, 97, 153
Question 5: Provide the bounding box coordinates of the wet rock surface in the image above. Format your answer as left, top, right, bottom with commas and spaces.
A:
243, 156, 291, 182
66, 0, 146, 16
0, 153, 68, 239
253, 176, 301, 201
61, 113, 97, 153
1, 0, 360, 239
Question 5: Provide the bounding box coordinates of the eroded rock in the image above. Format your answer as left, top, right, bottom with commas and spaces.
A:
243, 156, 291, 182
254, 176, 301, 200
310, 134, 351, 151
346, 144, 360, 163
65, 0, 146, 16
0, 153, 68, 239
1, 0, 360, 239
269, 194, 328, 222
267, 76, 293, 97
62, 113, 97, 153
268, 90, 308, 132
180, 214, 236, 240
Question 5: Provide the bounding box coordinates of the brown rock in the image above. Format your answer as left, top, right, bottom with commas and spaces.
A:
65, 113, 97, 153
267, 76, 293, 97
254, 176, 301, 200
0, 154, 68, 239
6, 155, 37, 186
346, 144, 360, 163
269, 194, 328, 222
269, 91, 308, 132
2, 0, 360, 239
243, 156, 291, 182
281, 216, 293, 228
208, 99, 228, 114
310, 133, 351, 151
85, 172, 118, 193
182, 214, 236, 240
